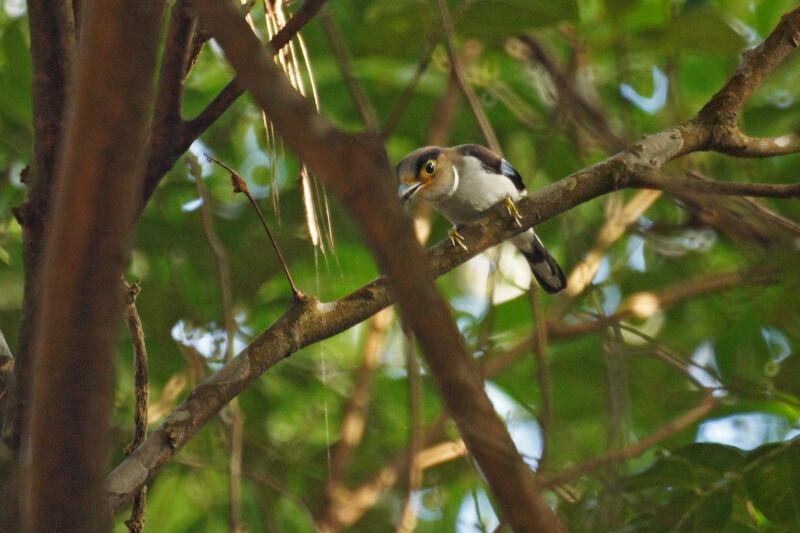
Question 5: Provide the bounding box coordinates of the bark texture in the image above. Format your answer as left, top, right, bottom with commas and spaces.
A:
22, 0, 166, 531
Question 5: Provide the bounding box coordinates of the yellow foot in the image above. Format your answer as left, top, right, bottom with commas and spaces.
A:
504, 197, 523, 227
448, 227, 468, 251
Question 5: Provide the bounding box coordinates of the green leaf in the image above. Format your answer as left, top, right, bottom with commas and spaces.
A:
626, 443, 745, 491
0, 18, 32, 126
459, 0, 579, 36
743, 442, 800, 526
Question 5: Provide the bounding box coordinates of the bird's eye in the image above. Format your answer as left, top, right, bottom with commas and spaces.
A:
422, 160, 436, 177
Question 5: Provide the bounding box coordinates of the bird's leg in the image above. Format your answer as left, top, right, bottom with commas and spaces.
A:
448, 225, 468, 251
504, 197, 524, 227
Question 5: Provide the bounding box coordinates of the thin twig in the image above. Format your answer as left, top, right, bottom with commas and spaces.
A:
564, 189, 661, 299
205, 153, 302, 300
537, 394, 718, 489
227, 405, 244, 533
435, 0, 502, 155
328, 309, 392, 488
397, 332, 423, 533
318, 416, 450, 533
631, 168, 800, 198
320, 9, 379, 132
122, 281, 150, 533
482, 269, 762, 377
187, 154, 242, 531
381, 36, 437, 139
188, 155, 235, 360
516, 35, 628, 153
529, 284, 552, 473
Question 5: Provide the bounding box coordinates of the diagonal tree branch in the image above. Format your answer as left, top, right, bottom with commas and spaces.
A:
105, 4, 800, 528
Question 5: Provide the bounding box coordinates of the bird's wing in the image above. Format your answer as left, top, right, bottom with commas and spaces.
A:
454, 144, 526, 192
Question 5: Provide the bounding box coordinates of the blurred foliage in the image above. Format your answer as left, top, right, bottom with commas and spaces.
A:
2, 0, 800, 531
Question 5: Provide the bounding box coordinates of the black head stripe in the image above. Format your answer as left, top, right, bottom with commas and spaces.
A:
415, 149, 441, 176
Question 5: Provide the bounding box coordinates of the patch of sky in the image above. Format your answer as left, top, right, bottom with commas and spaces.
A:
727, 16, 761, 45
3, 0, 25, 18
171, 319, 248, 371
620, 66, 668, 115
456, 488, 499, 533
627, 234, 647, 272
592, 255, 611, 285
485, 381, 543, 469
407, 488, 443, 522
599, 284, 621, 316
689, 340, 724, 393
761, 326, 792, 364
239, 126, 278, 200
697, 412, 799, 450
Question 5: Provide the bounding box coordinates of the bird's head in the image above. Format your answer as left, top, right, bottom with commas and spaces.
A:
396, 146, 458, 203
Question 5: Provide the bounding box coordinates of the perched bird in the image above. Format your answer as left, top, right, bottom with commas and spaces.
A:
397, 144, 566, 294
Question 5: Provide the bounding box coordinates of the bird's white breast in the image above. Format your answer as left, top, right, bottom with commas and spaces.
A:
431, 156, 522, 225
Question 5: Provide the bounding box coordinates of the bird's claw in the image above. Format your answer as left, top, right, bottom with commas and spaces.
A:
448, 227, 468, 251
504, 197, 523, 227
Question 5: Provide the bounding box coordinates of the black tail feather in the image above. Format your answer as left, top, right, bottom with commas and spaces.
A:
521, 240, 567, 294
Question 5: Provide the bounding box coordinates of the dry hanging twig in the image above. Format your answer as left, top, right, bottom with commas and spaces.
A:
122, 281, 150, 533
205, 153, 302, 300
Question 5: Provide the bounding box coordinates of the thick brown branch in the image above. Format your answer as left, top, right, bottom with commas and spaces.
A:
691, 7, 800, 155
5, 0, 77, 452
697, 7, 800, 123
154, 0, 196, 127
24, 0, 166, 531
